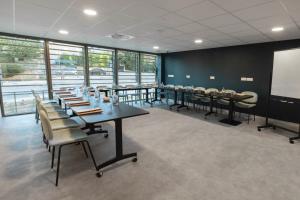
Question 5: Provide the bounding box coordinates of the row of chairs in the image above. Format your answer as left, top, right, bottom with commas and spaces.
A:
163, 86, 258, 123
32, 91, 98, 186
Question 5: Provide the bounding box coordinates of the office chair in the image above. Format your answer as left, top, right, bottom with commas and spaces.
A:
39, 110, 98, 186
235, 91, 258, 123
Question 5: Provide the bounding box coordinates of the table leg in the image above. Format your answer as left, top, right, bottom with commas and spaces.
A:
144, 88, 153, 106
219, 99, 242, 126
177, 91, 188, 111
151, 88, 161, 104
96, 118, 137, 171
85, 123, 108, 136
169, 90, 180, 109
205, 96, 216, 116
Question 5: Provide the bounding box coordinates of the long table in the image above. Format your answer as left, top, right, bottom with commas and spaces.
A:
110, 86, 157, 106
160, 87, 253, 125
71, 102, 149, 177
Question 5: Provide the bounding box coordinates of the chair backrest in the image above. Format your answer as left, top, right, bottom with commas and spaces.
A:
205, 88, 219, 93
184, 86, 193, 90
39, 110, 53, 140
223, 89, 236, 94
194, 87, 205, 91
241, 91, 258, 104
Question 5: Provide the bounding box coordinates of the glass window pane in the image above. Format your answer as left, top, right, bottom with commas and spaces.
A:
140, 54, 158, 84
49, 42, 85, 89
0, 36, 47, 115
117, 50, 138, 86
88, 47, 114, 87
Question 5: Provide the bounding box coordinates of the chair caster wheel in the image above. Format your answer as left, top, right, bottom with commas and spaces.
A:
258, 128, 261, 132
289, 140, 294, 144
96, 171, 103, 177
104, 134, 109, 138
132, 157, 138, 162
273, 126, 276, 130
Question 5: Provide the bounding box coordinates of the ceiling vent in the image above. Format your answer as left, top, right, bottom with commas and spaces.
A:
106, 33, 134, 40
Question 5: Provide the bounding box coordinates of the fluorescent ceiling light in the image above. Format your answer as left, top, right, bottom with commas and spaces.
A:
59, 30, 69, 35
153, 46, 159, 50
194, 39, 203, 44
83, 9, 97, 16
272, 27, 284, 32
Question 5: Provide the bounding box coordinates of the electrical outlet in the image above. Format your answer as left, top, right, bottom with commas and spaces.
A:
168, 74, 174, 78
186, 75, 190, 79
210, 76, 215, 80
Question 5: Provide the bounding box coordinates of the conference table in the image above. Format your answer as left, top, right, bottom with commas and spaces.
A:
71, 102, 149, 176
160, 86, 253, 125
110, 85, 158, 106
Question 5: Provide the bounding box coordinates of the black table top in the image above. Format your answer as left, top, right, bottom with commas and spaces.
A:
71, 102, 149, 124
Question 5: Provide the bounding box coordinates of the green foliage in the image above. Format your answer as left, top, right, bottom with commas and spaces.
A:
118, 51, 137, 71
58, 54, 83, 66
0, 38, 42, 63
1, 64, 25, 78
141, 54, 157, 73
89, 53, 111, 68
0, 37, 43, 77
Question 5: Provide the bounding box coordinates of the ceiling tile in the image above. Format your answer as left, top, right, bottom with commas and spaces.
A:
0, 0, 13, 32
146, 0, 205, 11
233, 1, 286, 21
247, 15, 294, 29
176, 1, 226, 21
174, 23, 209, 33
215, 23, 254, 34
211, 0, 273, 11
199, 14, 242, 28
15, 1, 62, 28
19, 0, 75, 11
120, 2, 168, 20
71, 0, 137, 15
155, 13, 193, 28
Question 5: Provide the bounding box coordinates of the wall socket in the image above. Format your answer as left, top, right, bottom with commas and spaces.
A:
210, 76, 215, 80
168, 74, 174, 78
186, 75, 190, 79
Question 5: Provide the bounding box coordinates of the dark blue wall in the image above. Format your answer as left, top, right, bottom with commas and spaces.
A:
162, 39, 300, 122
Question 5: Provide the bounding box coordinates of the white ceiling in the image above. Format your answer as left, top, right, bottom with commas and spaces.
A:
0, 0, 300, 53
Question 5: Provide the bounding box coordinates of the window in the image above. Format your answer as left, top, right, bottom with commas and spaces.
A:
117, 50, 139, 86
0, 36, 47, 115
88, 47, 114, 87
140, 54, 158, 84
49, 42, 85, 90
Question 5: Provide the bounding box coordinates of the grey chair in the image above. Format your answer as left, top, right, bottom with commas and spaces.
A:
235, 91, 258, 123
191, 87, 205, 110
217, 89, 236, 113
200, 88, 219, 112
39, 110, 98, 186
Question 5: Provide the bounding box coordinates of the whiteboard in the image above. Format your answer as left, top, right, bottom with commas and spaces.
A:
271, 48, 300, 99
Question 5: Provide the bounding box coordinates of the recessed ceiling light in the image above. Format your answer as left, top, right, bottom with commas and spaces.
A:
153, 46, 159, 50
272, 26, 284, 32
83, 9, 97, 16
58, 30, 69, 35
194, 39, 203, 44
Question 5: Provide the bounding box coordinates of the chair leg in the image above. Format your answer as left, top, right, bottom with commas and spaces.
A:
248, 113, 250, 124
56, 145, 62, 186
51, 146, 55, 169
81, 142, 89, 158
84, 141, 98, 171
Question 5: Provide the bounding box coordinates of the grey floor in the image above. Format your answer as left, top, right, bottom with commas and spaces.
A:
1, 105, 300, 200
